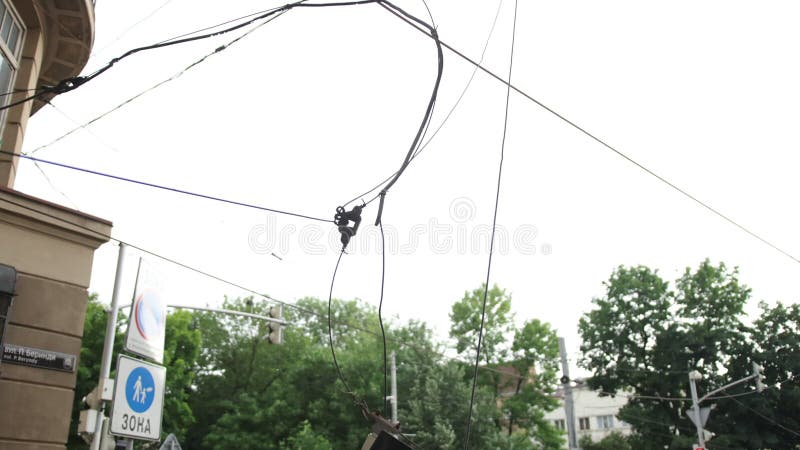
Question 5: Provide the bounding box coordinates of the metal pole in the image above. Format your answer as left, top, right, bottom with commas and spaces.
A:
688, 371, 705, 448
558, 337, 578, 449
165, 304, 287, 325
390, 351, 398, 424
91, 243, 127, 450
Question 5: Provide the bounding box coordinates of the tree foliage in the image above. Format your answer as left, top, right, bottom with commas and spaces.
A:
69, 295, 200, 449
74, 287, 562, 449
579, 259, 800, 449
449, 284, 564, 449
578, 431, 631, 450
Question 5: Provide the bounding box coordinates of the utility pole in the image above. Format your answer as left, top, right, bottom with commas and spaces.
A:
90, 243, 127, 450
388, 351, 398, 424
688, 370, 705, 449
687, 363, 765, 449
558, 337, 578, 450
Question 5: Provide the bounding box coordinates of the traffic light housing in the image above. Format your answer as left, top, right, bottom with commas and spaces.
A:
267, 305, 283, 344
752, 361, 765, 392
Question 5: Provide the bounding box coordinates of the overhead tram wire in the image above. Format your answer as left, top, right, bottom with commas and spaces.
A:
327, 249, 355, 395
378, 219, 389, 415
379, 3, 800, 266
0, 0, 273, 100
1, 150, 331, 223
0, 193, 564, 375
44, 102, 122, 153
153, 5, 290, 45
723, 389, 800, 438
1, 0, 392, 113
0, 2, 298, 111
29, 9, 290, 155
463, 1, 517, 448
368, 0, 444, 227
90, 0, 177, 59
30, 161, 80, 210
343, 0, 505, 208
322, 0, 443, 425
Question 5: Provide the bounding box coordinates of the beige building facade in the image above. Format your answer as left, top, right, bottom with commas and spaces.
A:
0, 1, 107, 449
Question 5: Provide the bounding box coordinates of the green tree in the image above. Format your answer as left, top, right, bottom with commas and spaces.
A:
192, 296, 393, 450
160, 309, 202, 442
449, 284, 563, 449
450, 284, 514, 365
578, 260, 798, 449
579, 431, 632, 450
68, 294, 125, 449
279, 421, 333, 450
711, 301, 800, 450
70, 295, 201, 448
504, 319, 563, 449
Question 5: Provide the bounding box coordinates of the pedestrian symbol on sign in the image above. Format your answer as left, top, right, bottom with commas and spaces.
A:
126, 367, 156, 413
111, 355, 166, 441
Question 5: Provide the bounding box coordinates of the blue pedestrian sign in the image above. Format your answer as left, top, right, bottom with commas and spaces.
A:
126, 366, 156, 413
110, 355, 166, 441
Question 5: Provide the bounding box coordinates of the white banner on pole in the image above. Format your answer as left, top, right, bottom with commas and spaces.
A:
124, 259, 166, 363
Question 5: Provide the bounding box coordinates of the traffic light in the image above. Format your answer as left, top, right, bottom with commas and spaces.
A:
752, 361, 765, 392
267, 305, 283, 344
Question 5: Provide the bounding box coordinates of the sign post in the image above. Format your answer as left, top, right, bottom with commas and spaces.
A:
110, 355, 166, 441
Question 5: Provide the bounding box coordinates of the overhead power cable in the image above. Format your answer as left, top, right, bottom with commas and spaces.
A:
369, 1, 443, 227
29, 161, 80, 210
343, 0, 505, 208
154, 6, 288, 45
91, 0, 177, 59
29, 9, 288, 155
1, 150, 331, 223
3, 0, 388, 113
327, 249, 355, 395
464, 1, 517, 448
44, 102, 122, 153
325, 0, 444, 426
379, 2, 800, 266
727, 394, 800, 438
0, 193, 562, 373
378, 220, 390, 415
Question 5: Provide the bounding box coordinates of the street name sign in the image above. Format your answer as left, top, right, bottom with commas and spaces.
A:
124, 260, 166, 363
1, 343, 76, 372
110, 355, 166, 441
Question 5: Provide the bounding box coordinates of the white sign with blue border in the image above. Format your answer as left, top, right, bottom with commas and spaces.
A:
110, 355, 166, 441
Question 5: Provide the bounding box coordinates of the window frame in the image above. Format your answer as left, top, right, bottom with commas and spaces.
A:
578, 417, 591, 430
596, 414, 614, 429
0, 0, 23, 70
0, 0, 25, 133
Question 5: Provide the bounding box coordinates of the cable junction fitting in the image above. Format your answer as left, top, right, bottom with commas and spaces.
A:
334, 204, 363, 249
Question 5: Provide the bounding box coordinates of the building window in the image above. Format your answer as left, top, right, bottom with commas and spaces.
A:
596, 415, 614, 429
579, 417, 591, 430
0, 0, 23, 132
553, 419, 565, 430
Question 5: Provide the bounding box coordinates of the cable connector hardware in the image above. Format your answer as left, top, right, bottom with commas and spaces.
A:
335, 204, 363, 249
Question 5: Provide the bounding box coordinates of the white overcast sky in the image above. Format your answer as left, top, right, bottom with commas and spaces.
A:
16, 0, 800, 373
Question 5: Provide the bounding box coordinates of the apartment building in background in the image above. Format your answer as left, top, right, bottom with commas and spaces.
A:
0, 1, 110, 449
544, 381, 632, 446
